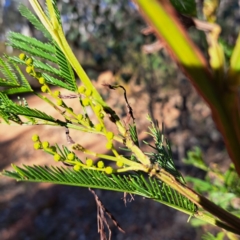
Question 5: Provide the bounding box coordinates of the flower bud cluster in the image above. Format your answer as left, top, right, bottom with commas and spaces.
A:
31, 134, 56, 155
19, 53, 49, 93
31, 134, 115, 174
78, 85, 106, 129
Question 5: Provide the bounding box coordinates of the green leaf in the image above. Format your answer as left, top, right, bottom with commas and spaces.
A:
202, 232, 225, 240
5, 103, 56, 122
0, 93, 23, 124
6, 32, 77, 91
42, 73, 71, 90
8, 56, 72, 90
183, 147, 208, 171
54, 44, 77, 91
129, 124, 139, 147
145, 118, 185, 184
0, 56, 33, 94
0, 58, 18, 85
8, 32, 55, 54
7, 32, 57, 63
18, 4, 52, 40
2, 164, 197, 215
185, 176, 213, 192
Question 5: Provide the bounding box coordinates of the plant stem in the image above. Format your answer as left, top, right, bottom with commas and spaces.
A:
155, 170, 240, 234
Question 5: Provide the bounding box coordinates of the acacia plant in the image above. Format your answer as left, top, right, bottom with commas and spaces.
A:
0, 0, 240, 239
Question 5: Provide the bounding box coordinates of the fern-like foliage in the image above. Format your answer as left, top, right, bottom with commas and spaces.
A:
3, 3, 77, 93
18, 4, 52, 40
7, 31, 77, 91
144, 119, 185, 184
0, 56, 33, 94
0, 93, 23, 124
2, 165, 196, 215
0, 92, 58, 124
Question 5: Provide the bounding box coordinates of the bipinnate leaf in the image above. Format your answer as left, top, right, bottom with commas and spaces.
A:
2, 164, 197, 215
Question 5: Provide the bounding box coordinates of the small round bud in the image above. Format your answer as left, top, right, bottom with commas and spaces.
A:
34, 142, 41, 150
78, 85, 86, 93
106, 132, 114, 140
73, 164, 81, 171
26, 66, 33, 74
19, 53, 26, 60
77, 114, 83, 121
94, 105, 102, 113
116, 160, 124, 168
56, 99, 63, 106
38, 77, 46, 84
97, 161, 104, 168
32, 134, 39, 142
105, 166, 113, 174
82, 98, 90, 107
25, 58, 33, 65
41, 85, 48, 93
86, 158, 93, 167
106, 141, 113, 150
67, 152, 75, 160
42, 141, 49, 149
95, 123, 103, 132
53, 90, 60, 97
99, 113, 104, 119
85, 89, 92, 97
54, 153, 61, 161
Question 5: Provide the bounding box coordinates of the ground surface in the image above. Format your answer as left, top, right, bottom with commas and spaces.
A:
0, 72, 230, 240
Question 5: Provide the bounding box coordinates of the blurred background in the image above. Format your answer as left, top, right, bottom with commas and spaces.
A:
0, 0, 239, 239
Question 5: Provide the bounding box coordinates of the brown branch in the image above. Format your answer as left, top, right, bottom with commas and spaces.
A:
89, 188, 125, 240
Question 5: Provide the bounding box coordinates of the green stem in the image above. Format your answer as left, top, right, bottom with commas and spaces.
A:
155, 170, 240, 234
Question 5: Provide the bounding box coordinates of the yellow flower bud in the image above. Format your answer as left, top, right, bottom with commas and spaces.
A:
42, 141, 49, 149
53, 90, 60, 97
95, 123, 103, 131
19, 53, 26, 60
86, 158, 93, 167
105, 166, 113, 174
106, 132, 114, 140
97, 161, 104, 168
99, 113, 104, 119
85, 89, 92, 97
31, 134, 39, 142
73, 165, 81, 171
94, 105, 102, 113
54, 153, 61, 161
82, 98, 90, 107
106, 141, 113, 150
41, 85, 48, 93
67, 152, 75, 160
78, 85, 86, 93
26, 66, 33, 74
34, 142, 41, 150
38, 77, 46, 84
116, 160, 124, 168
56, 99, 63, 106
25, 58, 33, 65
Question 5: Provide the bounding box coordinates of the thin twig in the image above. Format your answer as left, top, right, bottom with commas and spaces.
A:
102, 84, 135, 124
89, 188, 125, 240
